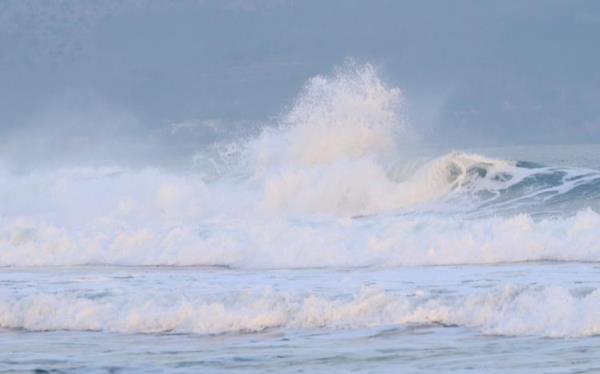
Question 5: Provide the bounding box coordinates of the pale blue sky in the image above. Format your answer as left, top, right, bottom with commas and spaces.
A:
1, 0, 599, 167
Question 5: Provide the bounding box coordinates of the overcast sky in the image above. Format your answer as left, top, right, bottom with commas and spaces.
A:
1, 0, 599, 168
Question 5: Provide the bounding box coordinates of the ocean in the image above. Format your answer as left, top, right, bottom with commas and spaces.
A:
1, 64, 600, 373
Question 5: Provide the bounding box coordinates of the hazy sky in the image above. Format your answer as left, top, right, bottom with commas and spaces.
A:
1, 0, 599, 168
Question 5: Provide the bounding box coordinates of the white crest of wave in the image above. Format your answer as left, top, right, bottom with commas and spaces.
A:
2, 186, 600, 267
3, 285, 600, 337
240, 63, 403, 216
237, 62, 518, 215
0, 62, 598, 267
247, 62, 404, 169
258, 151, 516, 216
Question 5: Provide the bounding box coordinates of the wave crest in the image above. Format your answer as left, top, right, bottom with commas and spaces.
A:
0, 63, 599, 267
3, 285, 600, 337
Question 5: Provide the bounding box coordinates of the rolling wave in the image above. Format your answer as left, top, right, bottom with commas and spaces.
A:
0, 63, 598, 268
2, 285, 600, 337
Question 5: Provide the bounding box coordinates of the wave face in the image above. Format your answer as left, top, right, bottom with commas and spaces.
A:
0, 63, 599, 268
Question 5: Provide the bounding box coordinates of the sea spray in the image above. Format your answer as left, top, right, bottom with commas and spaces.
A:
0, 63, 599, 268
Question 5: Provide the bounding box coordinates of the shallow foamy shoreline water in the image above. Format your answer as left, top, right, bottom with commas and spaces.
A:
2, 263, 600, 372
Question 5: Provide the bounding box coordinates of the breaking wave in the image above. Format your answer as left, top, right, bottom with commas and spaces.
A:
3, 285, 600, 338
0, 62, 599, 268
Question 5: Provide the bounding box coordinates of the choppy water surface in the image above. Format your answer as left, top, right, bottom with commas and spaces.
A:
1, 65, 600, 372
3, 264, 600, 373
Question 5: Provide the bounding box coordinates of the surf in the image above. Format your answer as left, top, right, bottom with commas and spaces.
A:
0, 63, 599, 268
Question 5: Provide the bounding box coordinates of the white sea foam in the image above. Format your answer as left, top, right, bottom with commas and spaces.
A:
2, 285, 600, 337
1, 199, 600, 267
0, 63, 599, 268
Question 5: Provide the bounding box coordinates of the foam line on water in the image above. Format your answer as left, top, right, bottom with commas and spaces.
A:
2, 285, 600, 337
1, 206, 600, 267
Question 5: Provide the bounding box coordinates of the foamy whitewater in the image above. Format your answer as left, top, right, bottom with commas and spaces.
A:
2, 64, 600, 372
